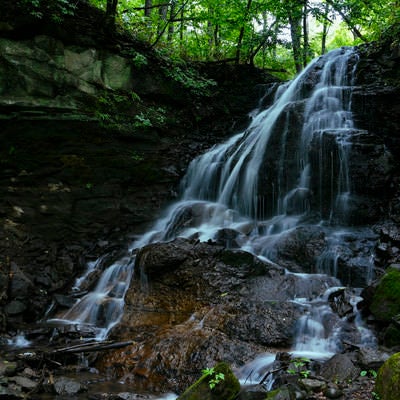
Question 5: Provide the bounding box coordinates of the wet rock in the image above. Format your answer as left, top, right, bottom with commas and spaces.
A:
324, 384, 343, 399
0, 360, 18, 376
0, 385, 24, 399
320, 353, 360, 382
264, 225, 326, 273
236, 384, 268, 400
357, 348, 390, 370
98, 238, 304, 392
8, 263, 34, 300
264, 386, 296, 400
10, 375, 38, 391
299, 377, 327, 392
53, 376, 87, 395
4, 300, 26, 315
114, 393, 151, 399
135, 237, 193, 278
53, 294, 77, 308
328, 288, 353, 318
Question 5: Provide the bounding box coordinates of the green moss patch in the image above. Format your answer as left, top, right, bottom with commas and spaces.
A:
370, 267, 400, 322
376, 352, 400, 400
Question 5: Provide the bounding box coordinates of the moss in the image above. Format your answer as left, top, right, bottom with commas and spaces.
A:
177, 362, 240, 400
265, 387, 292, 399
370, 268, 400, 322
375, 352, 400, 400
383, 323, 400, 347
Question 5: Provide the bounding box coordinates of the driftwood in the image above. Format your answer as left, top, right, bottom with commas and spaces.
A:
51, 340, 133, 354
259, 366, 286, 385
16, 340, 133, 365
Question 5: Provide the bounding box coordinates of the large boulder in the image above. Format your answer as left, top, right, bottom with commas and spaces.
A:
97, 238, 306, 392
375, 352, 400, 400
370, 267, 400, 322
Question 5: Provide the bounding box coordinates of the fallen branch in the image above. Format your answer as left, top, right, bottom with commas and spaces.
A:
51, 340, 133, 354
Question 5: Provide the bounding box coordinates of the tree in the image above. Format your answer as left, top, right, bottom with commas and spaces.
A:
106, 0, 118, 28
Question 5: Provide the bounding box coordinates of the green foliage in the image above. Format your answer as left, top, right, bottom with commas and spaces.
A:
31, 0, 399, 75
375, 352, 400, 400
133, 112, 152, 128
162, 64, 217, 96
201, 367, 225, 390
20, 0, 76, 22
370, 267, 400, 322
360, 369, 377, 378
130, 151, 144, 162
287, 357, 311, 379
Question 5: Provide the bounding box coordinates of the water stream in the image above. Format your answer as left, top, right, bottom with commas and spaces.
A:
47, 47, 378, 396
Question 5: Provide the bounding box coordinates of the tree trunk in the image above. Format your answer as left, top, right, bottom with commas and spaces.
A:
302, 0, 309, 68
167, 2, 176, 42
289, 12, 303, 73
235, 0, 253, 64
321, 2, 330, 54
145, 0, 152, 18
106, 0, 118, 29
325, 0, 367, 41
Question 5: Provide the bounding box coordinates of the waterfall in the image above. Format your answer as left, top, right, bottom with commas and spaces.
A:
48, 47, 376, 364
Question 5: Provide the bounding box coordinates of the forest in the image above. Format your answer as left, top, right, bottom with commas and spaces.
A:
20, 0, 400, 77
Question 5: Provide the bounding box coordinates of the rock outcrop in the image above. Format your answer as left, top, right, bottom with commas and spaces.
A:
0, 2, 275, 330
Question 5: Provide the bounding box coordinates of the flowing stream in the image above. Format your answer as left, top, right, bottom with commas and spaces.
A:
48, 47, 378, 395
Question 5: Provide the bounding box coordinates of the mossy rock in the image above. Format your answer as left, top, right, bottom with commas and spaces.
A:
383, 323, 400, 347
375, 352, 400, 400
265, 387, 293, 399
177, 362, 240, 400
370, 267, 400, 322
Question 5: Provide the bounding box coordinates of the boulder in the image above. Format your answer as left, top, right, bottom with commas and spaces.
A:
375, 352, 400, 400
53, 376, 86, 395
370, 267, 400, 322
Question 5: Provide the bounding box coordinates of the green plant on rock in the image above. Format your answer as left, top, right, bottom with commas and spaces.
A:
201, 367, 225, 390
360, 369, 378, 378
287, 357, 311, 379
133, 112, 152, 128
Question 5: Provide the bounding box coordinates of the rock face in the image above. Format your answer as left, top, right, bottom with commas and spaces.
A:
96, 237, 369, 393
0, 2, 275, 330
98, 238, 304, 392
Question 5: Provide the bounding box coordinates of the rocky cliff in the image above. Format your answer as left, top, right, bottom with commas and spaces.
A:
0, 1, 276, 331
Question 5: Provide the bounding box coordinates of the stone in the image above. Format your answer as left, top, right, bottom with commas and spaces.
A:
53, 376, 86, 395
370, 267, 400, 322
0, 360, 18, 376
299, 378, 327, 392
320, 353, 360, 382
375, 352, 400, 400
324, 385, 343, 399
4, 300, 26, 315
10, 375, 37, 390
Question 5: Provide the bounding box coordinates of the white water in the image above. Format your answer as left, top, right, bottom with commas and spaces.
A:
47, 47, 377, 392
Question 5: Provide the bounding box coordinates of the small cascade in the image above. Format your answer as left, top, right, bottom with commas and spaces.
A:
48, 255, 135, 340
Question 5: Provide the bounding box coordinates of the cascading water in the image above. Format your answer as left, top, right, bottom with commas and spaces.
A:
48, 255, 135, 340
48, 47, 378, 393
